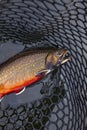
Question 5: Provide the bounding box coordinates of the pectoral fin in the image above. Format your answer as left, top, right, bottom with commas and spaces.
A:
15, 87, 25, 95
36, 69, 51, 77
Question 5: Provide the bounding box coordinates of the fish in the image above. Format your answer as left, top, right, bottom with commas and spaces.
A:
0, 48, 70, 101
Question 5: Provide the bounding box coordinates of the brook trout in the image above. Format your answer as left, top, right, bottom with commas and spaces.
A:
0, 48, 70, 101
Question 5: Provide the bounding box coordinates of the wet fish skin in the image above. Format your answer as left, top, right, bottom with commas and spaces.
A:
0, 48, 69, 99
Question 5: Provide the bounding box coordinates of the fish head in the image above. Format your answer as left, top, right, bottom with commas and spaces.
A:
45, 48, 70, 69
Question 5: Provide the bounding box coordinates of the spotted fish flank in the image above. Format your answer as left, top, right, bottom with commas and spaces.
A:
0, 48, 70, 101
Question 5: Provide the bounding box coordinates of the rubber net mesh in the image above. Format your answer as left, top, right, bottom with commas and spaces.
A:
0, 0, 87, 130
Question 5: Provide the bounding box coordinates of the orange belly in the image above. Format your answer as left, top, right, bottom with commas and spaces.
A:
0, 74, 44, 98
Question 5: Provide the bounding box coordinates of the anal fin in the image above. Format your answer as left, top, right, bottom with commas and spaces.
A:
15, 87, 25, 95
36, 69, 51, 77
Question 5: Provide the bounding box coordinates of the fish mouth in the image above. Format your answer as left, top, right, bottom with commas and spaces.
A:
57, 49, 70, 65
61, 49, 70, 64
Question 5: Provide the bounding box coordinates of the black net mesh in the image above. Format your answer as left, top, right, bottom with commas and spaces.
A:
0, 0, 87, 130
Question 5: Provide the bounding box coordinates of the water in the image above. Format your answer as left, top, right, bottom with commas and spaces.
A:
0, 41, 66, 130
0, 1, 86, 129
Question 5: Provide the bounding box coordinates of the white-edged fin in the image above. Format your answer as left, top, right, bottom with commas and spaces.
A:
45, 69, 52, 74
16, 87, 25, 95
0, 97, 4, 102
36, 69, 52, 76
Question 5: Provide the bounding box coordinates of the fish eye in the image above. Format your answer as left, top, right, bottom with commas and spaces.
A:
64, 52, 69, 58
